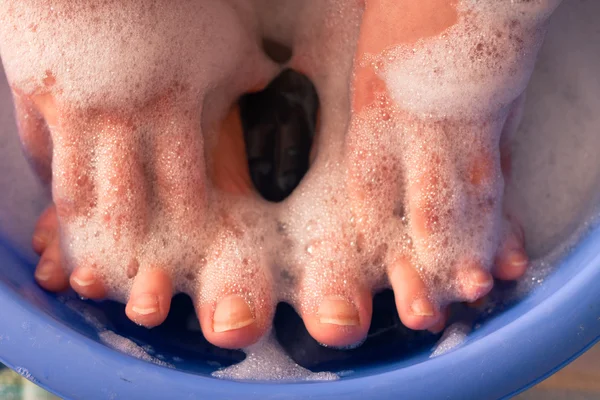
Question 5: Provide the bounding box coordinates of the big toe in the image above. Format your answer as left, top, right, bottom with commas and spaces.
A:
299, 279, 372, 348
199, 293, 268, 349
197, 257, 273, 350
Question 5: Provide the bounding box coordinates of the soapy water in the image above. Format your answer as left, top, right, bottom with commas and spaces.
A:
64, 299, 173, 369
213, 332, 338, 381
0, 0, 598, 383
430, 323, 471, 358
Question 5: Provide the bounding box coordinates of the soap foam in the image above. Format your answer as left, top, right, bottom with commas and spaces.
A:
98, 331, 172, 369
0, 0, 265, 109
430, 323, 471, 358
373, 1, 558, 118
64, 299, 172, 368
212, 332, 338, 381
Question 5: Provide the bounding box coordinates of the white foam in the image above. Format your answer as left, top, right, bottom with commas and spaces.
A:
0, 0, 267, 109
98, 331, 172, 369
64, 299, 172, 368
212, 332, 338, 381
430, 323, 471, 358
372, 1, 560, 118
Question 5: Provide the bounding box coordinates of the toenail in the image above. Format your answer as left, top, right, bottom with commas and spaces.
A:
411, 298, 435, 317
72, 275, 95, 287
318, 297, 360, 326
508, 251, 528, 268
471, 270, 493, 288
34, 261, 54, 282
213, 295, 255, 333
32, 232, 49, 252
131, 294, 160, 315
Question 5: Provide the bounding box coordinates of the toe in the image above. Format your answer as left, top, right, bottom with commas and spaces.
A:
494, 220, 528, 281
125, 268, 173, 327
456, 264, 494, 302
32, 205, 57, 254
428, 307, 450, 334
69, 266, 106, 300
389, 258, 442, 331
34, 236, 69, 292
199, 293, 269, 349
301, 287, 372, 348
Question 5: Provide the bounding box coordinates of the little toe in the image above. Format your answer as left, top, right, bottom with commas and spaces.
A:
69, 266, 106, 300
35, 236, 68, 292
494, 221, 528, 281
301, 288, 372, 348
389, 258, 442, 331
125, 268, 173, 328
199, 293, 269, 349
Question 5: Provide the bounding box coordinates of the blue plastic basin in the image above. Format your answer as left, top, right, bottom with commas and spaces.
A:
0, 1, 599, 399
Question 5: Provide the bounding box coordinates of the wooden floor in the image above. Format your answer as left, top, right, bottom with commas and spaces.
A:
517, 343, 600, 399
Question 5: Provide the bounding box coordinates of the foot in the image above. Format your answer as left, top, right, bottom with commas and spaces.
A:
281, 0, 557, 347
7, 0, 278, 349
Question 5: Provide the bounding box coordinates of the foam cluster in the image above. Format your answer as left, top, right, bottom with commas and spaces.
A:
430, 323, 471, 358
0, 0, 266, 109
212, 332, 338, 381
64, 299, 173, 368
372, 1, 557, 118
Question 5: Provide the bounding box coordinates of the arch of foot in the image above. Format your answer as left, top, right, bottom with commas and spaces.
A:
1, 0, 561, 350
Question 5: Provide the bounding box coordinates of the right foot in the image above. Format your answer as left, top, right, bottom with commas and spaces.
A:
7, 0, 279, 349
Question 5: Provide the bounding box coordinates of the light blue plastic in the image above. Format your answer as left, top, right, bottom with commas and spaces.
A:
0, 222, 598, 400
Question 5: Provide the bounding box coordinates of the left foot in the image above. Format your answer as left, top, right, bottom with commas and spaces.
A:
279, 0, 557, 347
